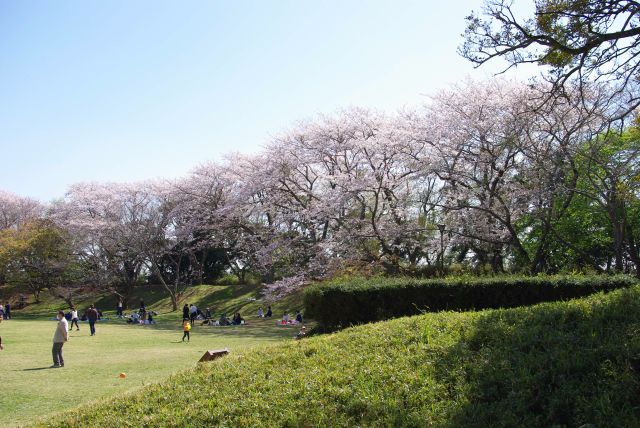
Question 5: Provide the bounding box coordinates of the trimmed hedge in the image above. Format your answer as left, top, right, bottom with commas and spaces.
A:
304, 274, 638, 330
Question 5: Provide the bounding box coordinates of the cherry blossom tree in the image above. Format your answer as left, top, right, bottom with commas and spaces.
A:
0, 190, 43, 230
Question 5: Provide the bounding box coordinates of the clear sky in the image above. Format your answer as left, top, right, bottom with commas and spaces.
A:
0, 0, 533, 201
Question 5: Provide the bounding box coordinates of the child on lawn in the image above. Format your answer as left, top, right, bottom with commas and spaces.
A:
182, 318, 191, 342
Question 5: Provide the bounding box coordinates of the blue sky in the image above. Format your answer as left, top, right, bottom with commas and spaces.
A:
0, 0, 533, 201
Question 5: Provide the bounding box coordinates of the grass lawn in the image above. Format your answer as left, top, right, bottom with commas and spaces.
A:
0, 314, 301, 427
40, 285, 640, 427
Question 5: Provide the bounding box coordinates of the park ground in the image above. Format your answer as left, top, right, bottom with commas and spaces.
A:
40, 284, 640, 427
3, 280, 640, 426
0, 284, 306, 427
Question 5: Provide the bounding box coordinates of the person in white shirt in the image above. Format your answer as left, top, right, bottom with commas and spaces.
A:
69, 307, 79, 331
189, 304, 198, 325
257, 307, 264, 318
52, 310, 68, 368
116, 299, 123, 317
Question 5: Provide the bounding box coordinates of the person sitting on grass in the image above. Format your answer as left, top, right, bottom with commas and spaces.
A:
219, 313, 230, 326
257, 307, 264, 318
295, 325, 306, 340
232, 312, 244, 325
129, 312, 140, 324
201, 308, 213, 325
283, 312, 290, 324
182, 318, 191, 342
265, 306, 272, 318
147, 311, 154, 324
295, 310, 303, 324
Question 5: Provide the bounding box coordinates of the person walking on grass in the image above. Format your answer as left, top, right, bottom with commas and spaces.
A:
52, 310, 68, 368
182, 318, 191, 342
4, 302, 9, 320
69, 307, 80, 331
87, 304, 99, 336
0, 336, 3, 350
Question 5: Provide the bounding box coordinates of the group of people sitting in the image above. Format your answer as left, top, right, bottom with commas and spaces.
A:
125, 301, 157, 324
182, 303, 246, 327
217, 312, 245, 326
126, 309, 157, 324
275, 310, 304, 326
257, 306, 273, 318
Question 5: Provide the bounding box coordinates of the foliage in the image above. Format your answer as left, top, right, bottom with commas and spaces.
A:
41, 285, 640, 427
1, 79, 638, 304
0, 220, 78, 302
304, 274, 637, 330
461, 0, 640, 115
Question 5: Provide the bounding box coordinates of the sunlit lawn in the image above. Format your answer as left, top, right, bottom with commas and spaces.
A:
0, 314, 299, 427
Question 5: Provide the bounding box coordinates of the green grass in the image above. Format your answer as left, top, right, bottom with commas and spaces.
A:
41, 284, 640, 427
0, 316, 300, 427
0, 282, 308, 427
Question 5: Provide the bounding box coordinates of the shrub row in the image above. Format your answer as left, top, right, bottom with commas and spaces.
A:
304, 274, 638, 330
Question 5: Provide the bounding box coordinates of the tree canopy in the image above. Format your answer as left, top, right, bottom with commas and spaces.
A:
461, 0, 640, 115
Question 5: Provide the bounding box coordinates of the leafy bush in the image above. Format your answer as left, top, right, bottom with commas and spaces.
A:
304, 274, 638, 330
42, 286, 640, 427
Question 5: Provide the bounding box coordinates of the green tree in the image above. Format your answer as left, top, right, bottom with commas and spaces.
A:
461, 0, 640, 113
0, 220, 77, 302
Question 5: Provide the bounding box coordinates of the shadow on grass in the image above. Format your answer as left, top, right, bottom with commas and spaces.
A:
430, 288, 640, 427
21, 367, 53, 371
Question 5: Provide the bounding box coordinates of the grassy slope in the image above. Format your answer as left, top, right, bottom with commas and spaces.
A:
41, 285, 640, 427
1, 282, 305, 321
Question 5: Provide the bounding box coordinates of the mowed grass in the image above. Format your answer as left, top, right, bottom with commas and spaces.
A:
0, 315, 300, 427
41, 285, 640, 427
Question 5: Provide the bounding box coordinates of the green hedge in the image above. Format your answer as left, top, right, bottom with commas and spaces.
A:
304, 275, 638, 330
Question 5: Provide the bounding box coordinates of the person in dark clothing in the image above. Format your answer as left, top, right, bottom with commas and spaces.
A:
87, 305, 99, 336
116, 299, 123, 317
4, 303, 10, 320
265, 306, 273, 318
140, 300, 145, 311
232, 312, 244, 325
182, 304, 189, 320
295, 310, 303, 324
